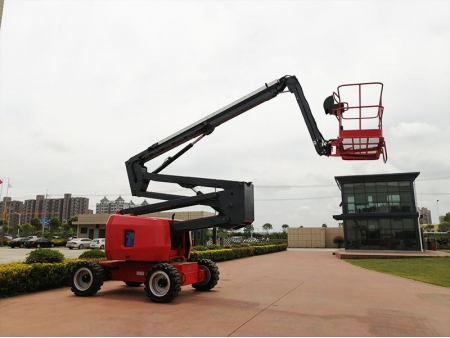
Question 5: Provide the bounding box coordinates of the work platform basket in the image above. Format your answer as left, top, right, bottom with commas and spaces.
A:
326, 82, 387, 162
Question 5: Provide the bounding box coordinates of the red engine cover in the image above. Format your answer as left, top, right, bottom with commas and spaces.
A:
105, 214, 173, 262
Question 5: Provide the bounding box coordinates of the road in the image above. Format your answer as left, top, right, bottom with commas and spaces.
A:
0, 245, 92, 264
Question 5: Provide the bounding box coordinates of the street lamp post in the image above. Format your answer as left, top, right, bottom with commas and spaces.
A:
13, 212, 21, 236
436, 200, 440, 224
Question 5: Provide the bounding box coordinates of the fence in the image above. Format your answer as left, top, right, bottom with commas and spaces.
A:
288, 227, 344, 248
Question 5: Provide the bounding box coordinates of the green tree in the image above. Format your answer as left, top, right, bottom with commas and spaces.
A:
443, 212, 450, 223
30, 217, 41, 231
262, 223, 273, 234
0, 219, 9, 235
243, 224, 254, 235
49, 218, 60, 237
282, 224, 289, 233
438, 222, 450, 232
21, 223, 33, 236
423, 224, 434, 232
322, 223, 328, 228
68, 216, 78, 227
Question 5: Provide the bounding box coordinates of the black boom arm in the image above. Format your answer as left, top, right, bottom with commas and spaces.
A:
121, 75, 332, 231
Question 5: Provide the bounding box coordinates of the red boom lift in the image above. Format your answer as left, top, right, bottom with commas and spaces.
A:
69, 75, 386, 302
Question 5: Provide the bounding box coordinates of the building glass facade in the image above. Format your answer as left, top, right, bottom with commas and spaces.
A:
334, 172, 422, 251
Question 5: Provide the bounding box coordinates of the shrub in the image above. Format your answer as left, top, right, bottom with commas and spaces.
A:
192, 245, 208, 251
333, 235, 345, 248
78, 249, 106, 260
25, 249, 65, 264
51, 239, 67, 247
206, 244, 221, 250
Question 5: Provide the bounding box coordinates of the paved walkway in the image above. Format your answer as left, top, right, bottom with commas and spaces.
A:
1, 249, 449, 336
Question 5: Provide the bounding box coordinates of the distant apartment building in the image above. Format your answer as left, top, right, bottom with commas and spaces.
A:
95, 196, 149, 214
0, 197, 24, 227
1, 194, 90, 226
418, 207, 432, 224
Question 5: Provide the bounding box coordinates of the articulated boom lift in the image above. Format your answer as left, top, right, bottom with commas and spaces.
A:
70, 75, 386, 302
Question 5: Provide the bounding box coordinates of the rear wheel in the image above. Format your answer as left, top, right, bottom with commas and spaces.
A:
70, 262, 105, 296
192, 259, 220, 291
144, 263, 181, 303
100, 245, 104, 249
79, 244, 84, 249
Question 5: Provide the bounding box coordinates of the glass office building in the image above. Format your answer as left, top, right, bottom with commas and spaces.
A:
333, 172, 422, 251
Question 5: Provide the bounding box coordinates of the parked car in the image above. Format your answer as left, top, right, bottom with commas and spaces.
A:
90, 238, 105, 249
3, 235, 13, 240
8, 237, 29, 248
24, 238, 55, 248
66, 238, 92, 249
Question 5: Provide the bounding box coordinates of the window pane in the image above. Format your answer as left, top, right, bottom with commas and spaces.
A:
387, 181, 399, 192
399, 181, 411, 192
365, 182, 376, 193
354, 182, 365, 193
400, 192, 412, 202
376, 182, 387, 192
125, 230, 135, 247
343, 183, 354, 193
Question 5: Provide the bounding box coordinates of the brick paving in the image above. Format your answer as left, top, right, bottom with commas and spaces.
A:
0, 249, 449, 337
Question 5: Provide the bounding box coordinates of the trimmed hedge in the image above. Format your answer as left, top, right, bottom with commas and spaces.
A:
0, 244, 287, 298
189, 244, 288, 262
0, 260, 84, 298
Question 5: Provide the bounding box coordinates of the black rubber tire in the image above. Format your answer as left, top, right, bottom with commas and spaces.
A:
79, 244, 84, 249
70, 261, 105, 297
100, 245, 104, 249
124, 281, 142, 287
37, 244, 41, 248
192, 259, 220, 291
144, 263, 181, 303
51, 243, 55, 248
19, 244, 24, 248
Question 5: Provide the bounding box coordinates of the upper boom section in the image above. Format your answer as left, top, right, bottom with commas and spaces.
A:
126, 75, 331, 197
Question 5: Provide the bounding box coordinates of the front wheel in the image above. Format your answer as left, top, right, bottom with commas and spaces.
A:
100, 245, 104, 249
70, 261, 105, 296
144, 263, 181, 303
192, 259, 220, 291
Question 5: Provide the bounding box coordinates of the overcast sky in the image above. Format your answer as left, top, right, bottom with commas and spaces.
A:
0, 0, 449, 231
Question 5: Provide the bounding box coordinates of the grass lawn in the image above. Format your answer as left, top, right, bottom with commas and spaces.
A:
345, 257, 450, 287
